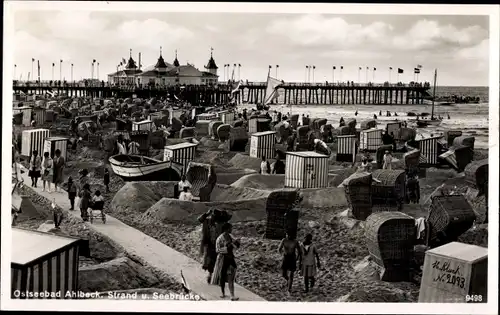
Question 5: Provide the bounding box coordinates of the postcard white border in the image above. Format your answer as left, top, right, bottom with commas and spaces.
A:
2, 2, 499, 314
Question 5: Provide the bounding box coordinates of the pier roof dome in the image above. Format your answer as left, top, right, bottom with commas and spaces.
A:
173, 50, 180, 67
125, 57, 137, 70
205, 48, 218, 70
155, 54, 168, 69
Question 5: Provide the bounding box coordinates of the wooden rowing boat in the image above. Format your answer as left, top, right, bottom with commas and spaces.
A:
109, 154, 182, 181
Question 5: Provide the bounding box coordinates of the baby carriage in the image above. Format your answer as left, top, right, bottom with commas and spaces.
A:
88, 200, 106, 224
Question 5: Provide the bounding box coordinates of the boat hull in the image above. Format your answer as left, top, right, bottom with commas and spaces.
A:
109, 155, 182, 182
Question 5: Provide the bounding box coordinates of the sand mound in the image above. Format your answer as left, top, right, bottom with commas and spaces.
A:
458, 224, 488, 247
140, 181, 176, 199
165, 138, 189, 146
228, 153, 265, 171
301, 187, 348, 208
140, 195, 269, 225
216, 168, 257, 185
328, 167, 357, 187
110, 182, 161, 215
140, 198, 204, 224
211, 184, 271, 201
231, 174, 285, 189
78, 257, 160, 292
336, 285, 412, 302
199, 137, 221, 149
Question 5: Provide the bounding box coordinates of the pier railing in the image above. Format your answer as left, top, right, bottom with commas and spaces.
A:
13, 80, 430, 89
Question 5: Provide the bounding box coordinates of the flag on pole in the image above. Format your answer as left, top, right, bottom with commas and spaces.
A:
398, 68, 404, 74
269, 65, 272, 69
93, 59, 96, 64
333, 66, 336, 70
60, 59, 63, 63
52, 63, 55, 67
389, 67, 393, 70
313, 66, 316, 69
32, 58, 35, 62
366, 66, 369, 69
238, 64, 241, 67
374, 68, 376, 71
359, 67, 362, 70
340, 66, 343, 70
417, 64, 423, 69
414, 68, 420, 74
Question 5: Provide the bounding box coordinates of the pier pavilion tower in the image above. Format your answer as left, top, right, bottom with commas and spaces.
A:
205, 48, 218, 77
173, 50, 180, 67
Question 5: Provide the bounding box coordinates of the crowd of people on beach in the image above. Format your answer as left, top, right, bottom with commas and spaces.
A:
197, 208, 322, 299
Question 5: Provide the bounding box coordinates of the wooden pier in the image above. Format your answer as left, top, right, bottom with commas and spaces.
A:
240, 82, 431, 105
13, 81, 430, 105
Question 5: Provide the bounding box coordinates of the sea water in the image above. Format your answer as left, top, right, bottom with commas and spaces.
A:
240, 86, 490, 149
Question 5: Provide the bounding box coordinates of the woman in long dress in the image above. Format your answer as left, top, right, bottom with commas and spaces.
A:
300, 234, 321, 293
199, 209, 231, 284
41, 152, 53, 192
28, 150, 42, 188
52, 149, 65, 193
212, 223, 240, 301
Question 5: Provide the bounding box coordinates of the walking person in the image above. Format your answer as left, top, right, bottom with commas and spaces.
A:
52, 149, 65, 193
382, 150, 393, 170
300, 234, 321, 293
103, 168, 110, 193
79, 183, 91, 221
29, 150, 42, 188
67, 177, 77, 210
51, 198, 63, 229
278, 231, 302, 295
41, 152, 53, 192
214, 223, 240, 301
199, 209, 232, 284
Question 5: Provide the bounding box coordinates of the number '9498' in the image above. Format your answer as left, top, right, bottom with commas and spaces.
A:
466, 295, 483, 302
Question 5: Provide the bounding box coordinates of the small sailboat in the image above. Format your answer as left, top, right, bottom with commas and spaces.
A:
416, 69, 442, 128
109, 154, 183, 182
258, 68, 284, 111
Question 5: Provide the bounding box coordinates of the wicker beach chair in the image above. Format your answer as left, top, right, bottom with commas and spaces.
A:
265, 189, 301, 240
371, 169, 407, 211
452, 135, 475, 150
365, 212, 416, 282
427, 195, 476, 246
180, 127, 196, 139
343, 172, 373, 221
185, 162, 216, 201
443, 130, 463, 147
360, 120, 377, 130
209, 121, 223, 140
217, 124, 231, 142
464, 159, 488, 194
229, 127, 248, 151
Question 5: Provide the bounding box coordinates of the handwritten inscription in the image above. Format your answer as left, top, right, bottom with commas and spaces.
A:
306, 164, 316, 180
431, 260, 466, 289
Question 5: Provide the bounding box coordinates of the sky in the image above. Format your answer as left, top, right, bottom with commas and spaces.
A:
12, 10, 490, 86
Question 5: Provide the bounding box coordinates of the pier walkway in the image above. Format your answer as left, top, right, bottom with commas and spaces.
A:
14, 164, 265, 301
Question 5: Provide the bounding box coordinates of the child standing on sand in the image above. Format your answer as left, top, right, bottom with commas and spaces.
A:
51, 198, 63, 229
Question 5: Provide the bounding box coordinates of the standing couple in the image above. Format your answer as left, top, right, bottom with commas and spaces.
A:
198, 209, 240, 301
279, 232, 321, 295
